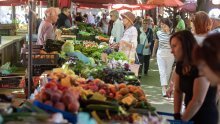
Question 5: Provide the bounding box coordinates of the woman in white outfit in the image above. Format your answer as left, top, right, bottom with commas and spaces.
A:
119, 11, 138, 64
154, 18, 174, 96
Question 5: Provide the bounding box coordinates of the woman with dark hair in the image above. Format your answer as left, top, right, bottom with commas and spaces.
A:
170, 30, 218, 124
194, 33, 220, 85
153, 18, 174, 96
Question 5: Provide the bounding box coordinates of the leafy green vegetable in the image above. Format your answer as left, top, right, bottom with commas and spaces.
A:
62, 41, 75, 53
108, 52, 128, 61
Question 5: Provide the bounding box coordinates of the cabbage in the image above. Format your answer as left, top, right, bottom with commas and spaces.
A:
62, 41, 75, 53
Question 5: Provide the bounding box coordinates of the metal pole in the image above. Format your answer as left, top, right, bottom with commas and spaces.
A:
28, 0, 33, 98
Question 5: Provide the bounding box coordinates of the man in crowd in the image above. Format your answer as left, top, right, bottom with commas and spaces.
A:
56, 7, 71, 28
109, 10, 124, 42
175, 15, 185, 32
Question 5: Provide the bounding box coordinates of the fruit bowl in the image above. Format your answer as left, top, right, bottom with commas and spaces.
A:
33, 100, 77, 124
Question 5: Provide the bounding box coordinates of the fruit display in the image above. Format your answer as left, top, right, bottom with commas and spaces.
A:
35, 81, 80, 113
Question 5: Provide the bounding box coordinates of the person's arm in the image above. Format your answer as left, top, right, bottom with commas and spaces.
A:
152, 39, 158, 57
174, 71, 183, 118
181, 77, 210, 121
166, 66, 176, 98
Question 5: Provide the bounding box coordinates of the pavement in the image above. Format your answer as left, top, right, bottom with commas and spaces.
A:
140, 58, 174, 113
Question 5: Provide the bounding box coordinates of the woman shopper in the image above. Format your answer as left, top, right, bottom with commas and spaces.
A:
170, 30, 218, 124
37, 7, 59, 46
192, 11, 212, 45
154, 18, 174, 96
119, 11, 138, 64
137, 18, 152, 75
194, 33, 220, 85
166, 12, 213, 97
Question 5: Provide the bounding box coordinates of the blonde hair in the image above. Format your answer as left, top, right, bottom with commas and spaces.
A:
44, 7, 60, 17
192, 11, 212, 34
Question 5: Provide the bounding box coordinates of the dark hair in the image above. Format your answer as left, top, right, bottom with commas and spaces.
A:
160, 18, 172, 28
61, 7, 69, 13
194, 33, 220, 75
170, 30, 197, 66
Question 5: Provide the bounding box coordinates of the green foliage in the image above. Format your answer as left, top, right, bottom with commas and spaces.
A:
62, 41, 75, 53
108, 52, 128, 61
0, 62, 17, 74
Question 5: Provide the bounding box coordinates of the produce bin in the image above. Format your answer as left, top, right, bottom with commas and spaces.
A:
33, 100, 77, 124
22, 54, 59, 65
0, 75, 23, 89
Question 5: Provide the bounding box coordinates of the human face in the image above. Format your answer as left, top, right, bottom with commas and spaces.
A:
64, 9, 70, 16
110, 13, 116, 21
160, 22, 169, 33
198, 61, 220, 85
51, 12, 59, 23
122, 18, 130, 27
170, 37, 183, 61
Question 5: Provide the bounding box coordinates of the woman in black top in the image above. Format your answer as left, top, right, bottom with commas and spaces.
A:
170, 30, 218, 124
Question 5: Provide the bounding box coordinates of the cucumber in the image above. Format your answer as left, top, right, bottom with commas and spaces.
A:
82, 99, 119, 106
3, 112, 49, 122
86, 104, 119, 112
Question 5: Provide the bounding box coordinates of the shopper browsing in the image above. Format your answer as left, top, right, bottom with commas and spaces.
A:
153, 18, 174, 97
119, 11, 138, 64
37, 7, 60, 46
170, 30, 218, 124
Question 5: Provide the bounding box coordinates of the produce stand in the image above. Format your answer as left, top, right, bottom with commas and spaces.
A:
0, 21, 166, 124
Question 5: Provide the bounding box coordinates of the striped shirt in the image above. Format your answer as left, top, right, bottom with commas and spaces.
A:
156, 30, 171, 49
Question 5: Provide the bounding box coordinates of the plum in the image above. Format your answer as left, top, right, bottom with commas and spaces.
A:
51, 91, 62, 103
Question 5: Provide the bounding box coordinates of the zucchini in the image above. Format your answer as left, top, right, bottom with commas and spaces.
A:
83, 99, 119, 106
86, 104, 119, 112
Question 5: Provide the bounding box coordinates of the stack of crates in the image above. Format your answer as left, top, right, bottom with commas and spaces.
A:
21, 44, 59, 76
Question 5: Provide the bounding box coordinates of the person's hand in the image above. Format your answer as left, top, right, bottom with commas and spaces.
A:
166, 87, 173, 98
166, 81, 174, 98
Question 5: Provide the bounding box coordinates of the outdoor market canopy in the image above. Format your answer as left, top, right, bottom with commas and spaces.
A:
147, 0, 184, 7
73, 0, 140, 5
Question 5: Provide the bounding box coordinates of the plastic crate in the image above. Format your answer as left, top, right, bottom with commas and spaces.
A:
22, 54, 59, 65
33, 100, 77, 124
0, 76, 23, 89
32, 65, 57, 76
157, 111, 194, 124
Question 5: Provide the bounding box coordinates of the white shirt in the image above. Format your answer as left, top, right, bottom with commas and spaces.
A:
111, 19, 124, 42
194, 34, 206, 46
120, 26, 138, 59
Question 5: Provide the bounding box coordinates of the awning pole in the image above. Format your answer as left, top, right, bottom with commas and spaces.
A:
28, 0, 33, 98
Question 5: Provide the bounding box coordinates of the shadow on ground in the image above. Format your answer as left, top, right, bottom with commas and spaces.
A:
140, 58, 174, 113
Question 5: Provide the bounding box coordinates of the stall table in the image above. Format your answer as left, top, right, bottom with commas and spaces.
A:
0, 36, 25, 65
